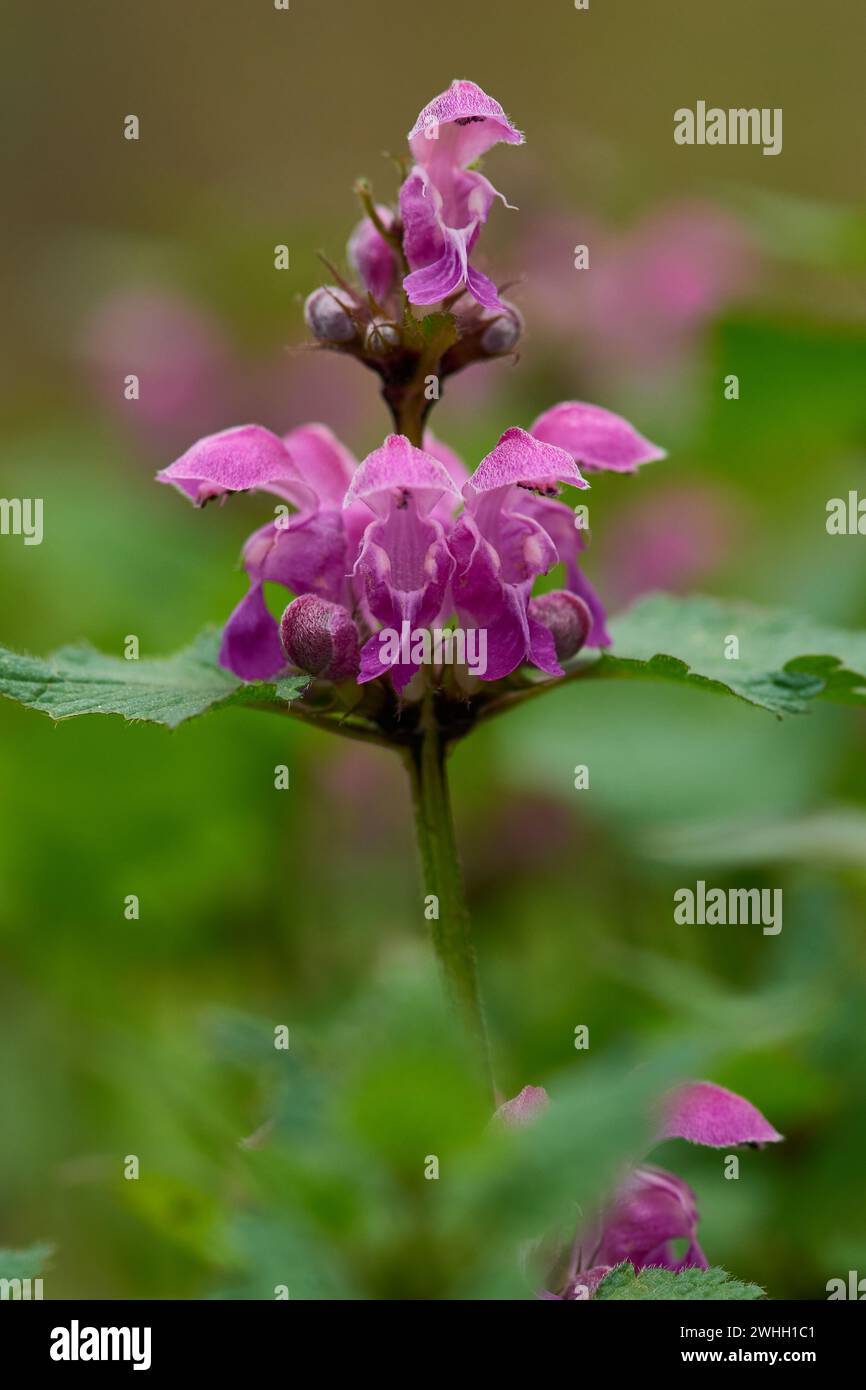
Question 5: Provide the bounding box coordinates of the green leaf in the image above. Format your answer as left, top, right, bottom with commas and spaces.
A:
585, 594, 866, 716
0, 1243, 54, 1280
595, 1263, 765, 1301
0, 629, 308, 729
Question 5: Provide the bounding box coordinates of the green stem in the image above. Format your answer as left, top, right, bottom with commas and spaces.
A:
406, 697, 495, 1101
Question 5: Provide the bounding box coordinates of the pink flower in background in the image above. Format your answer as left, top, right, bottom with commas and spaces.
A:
401, 80, 523, 309
81, 284, 376, 459
520, 201, 757, 390
497, 1080, 781, 1299
81, 288, 236, 452
602, 484, 737, 608
583, 203, 757, 371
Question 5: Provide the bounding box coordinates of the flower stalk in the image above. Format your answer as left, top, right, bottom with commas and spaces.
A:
406, 692, 495, 1101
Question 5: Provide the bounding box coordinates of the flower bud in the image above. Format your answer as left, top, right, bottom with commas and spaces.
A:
528, 590, 592, 662
303, 286, 358, 343
347, 209, 398, 304
480, 301, 523, 355
279, 594, 360, 681
364, 319, 401, 354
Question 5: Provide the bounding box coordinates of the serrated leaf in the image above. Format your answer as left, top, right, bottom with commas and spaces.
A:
595, 1263, 765, 1300
584, 594, 866, 716
0, 1243, 54, 1280
0, 629, 308, 729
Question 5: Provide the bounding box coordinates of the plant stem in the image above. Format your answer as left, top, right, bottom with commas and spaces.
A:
406, 696, 495, 1102
390, 387, 428, 446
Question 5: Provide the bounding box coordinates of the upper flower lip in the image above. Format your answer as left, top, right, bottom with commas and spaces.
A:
343, 434, 461, 518
465, 426, 589, 497
531, 402, 667, 474
657, 1080, 784, 1148
156, 424, 298, 505
408, 79, 524, 166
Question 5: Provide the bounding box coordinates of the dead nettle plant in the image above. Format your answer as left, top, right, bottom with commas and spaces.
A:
5, 80, 866, 1299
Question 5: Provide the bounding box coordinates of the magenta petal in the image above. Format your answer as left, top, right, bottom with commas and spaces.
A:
468, 426, 588, 495
465, 262, 504, 310
400, 166, 504, 309
594, 1165, 708, 1273
404, 238, 467, 305
424, 432, 470, 496
425, 432, 469, 526
347, 209, 397, 304
451, 526, 556, 682
282, 424, 357, 511
157, 424, 296, 504
494, 1085, 549, 1128
516, 494, 610, 649
531, 402, 666, 474
244, 511, 350, 606
219, 583, 285, 681
356, 632, 416, 692
400, 169, 445, 273
659, 1082, 783, 1148
408, 79, 523, 166
344, 435, 460, 518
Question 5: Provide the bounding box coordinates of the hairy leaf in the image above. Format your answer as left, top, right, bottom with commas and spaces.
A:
0, 629, 307, 729
595, 1262, 765, 1300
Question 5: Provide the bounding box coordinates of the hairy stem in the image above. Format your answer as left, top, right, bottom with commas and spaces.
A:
406, 697, 495, 1101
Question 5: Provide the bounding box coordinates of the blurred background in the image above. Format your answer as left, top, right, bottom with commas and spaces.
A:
1, 0, 865, 1299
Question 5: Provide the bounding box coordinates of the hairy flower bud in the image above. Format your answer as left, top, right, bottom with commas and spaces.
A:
480, 301, 523, 355
528, 590, 592, 662
279, 594, 360, 681
364, 319, 401, 354
303, 286, 358, 343
348, 208, 398, 304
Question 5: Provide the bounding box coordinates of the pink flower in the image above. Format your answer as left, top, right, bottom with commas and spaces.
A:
347, 208, 398, 305
401, 80, 523, 309
344, 435, 460, 691
158, 422, 364, 681
158, 403, 662, 690
450, 427, 592, 680
497, 1079, 782, 1299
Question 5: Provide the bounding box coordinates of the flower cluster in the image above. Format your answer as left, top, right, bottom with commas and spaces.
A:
496, 1080, 782, 1299
157, 80, 663, 702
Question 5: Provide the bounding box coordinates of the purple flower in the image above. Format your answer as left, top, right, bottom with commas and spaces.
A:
158, 422, 363, 681
347, 208, 398, 306
401, 80, 523, 310
497, 1078, 782, 1298
449, 427, 590, 680
408, 79, 524, 168
344, 434, 460, 690
158, 404, 662, 691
